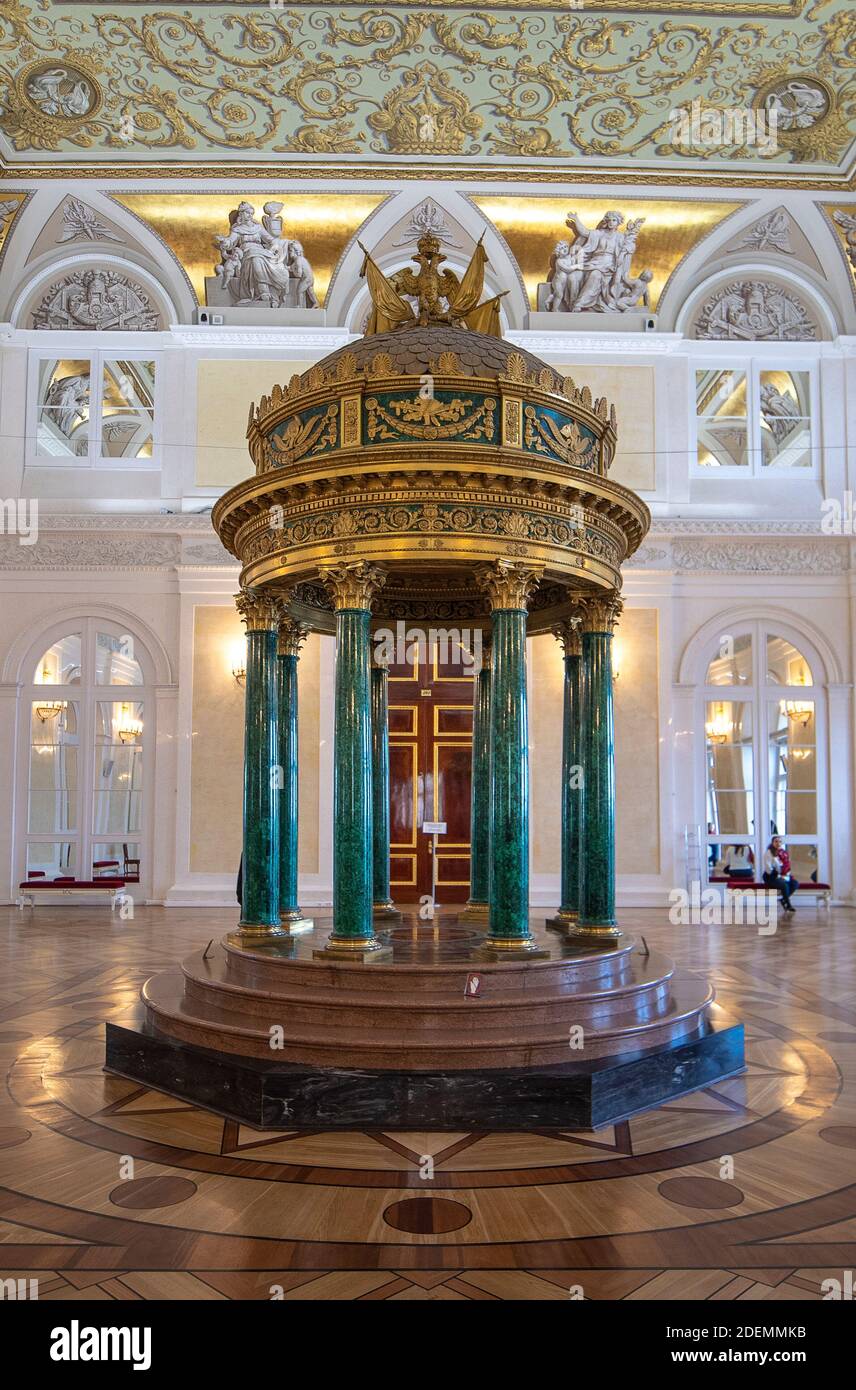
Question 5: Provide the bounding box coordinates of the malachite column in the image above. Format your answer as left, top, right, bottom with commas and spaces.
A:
276, 615, 314, 935
575, 592, 623, 940
546, 617, 583, 931
315, 562, 392, 962
234, 589, 281, 938
477, 561, 547, 956
461, 633, 492, 923
370, 656, 400, 920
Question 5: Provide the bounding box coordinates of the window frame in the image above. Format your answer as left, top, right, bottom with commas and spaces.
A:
691, 357, 817, 480
27, 347, 161, 470
17, 619, 153, 897
700, 620, 828, 886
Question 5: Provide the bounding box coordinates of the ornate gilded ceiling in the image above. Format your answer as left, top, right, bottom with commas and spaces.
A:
1, 2, 854, 185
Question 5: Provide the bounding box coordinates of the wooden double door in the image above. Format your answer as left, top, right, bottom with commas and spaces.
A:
386, 637, 475, 903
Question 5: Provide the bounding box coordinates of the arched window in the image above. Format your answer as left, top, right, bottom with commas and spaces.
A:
702, 621, 826, 887
19, 619, 151, 891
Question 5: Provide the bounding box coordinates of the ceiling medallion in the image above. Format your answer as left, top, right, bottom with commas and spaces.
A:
753, 74, 844, 164
2, 54, 103, 150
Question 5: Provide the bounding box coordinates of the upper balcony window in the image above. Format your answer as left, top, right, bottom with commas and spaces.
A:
694, 364, 814, 477
30, 352, 158, 468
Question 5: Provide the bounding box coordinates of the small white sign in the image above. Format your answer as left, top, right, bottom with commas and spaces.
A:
422, 821, 447, 835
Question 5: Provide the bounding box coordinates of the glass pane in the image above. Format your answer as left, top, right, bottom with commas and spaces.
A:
785, 843, 822, 883
92, 841, 140, 880
696, 369, 748, 468
100, 360, 155, 460
93, 702, 143, 837
766, 635, 811, 686
715, 842, 757, 878
760, 370, 811, 469
29, 700, 78, 833
770, 792, 817, 837
95, 631, 144, 685
36, 359, 91, 458
25, 843, 76, 880
706, 701, 754, 836
34, 632, 82, 685
705, 632, 752, 686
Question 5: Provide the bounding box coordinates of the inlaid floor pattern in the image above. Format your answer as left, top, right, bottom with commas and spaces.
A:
1, 904, 855, 1301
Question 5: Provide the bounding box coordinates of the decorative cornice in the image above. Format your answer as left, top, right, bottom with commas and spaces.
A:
0, 534, 181, 570
277, 616, 310, 658
476, 559, 544, 612
508, 331, 684, 355
319, 561, 387, 611
235, 588, 281, 631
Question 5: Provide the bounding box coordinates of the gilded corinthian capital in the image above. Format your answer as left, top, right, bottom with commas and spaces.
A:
319, 561, 387, 612
578, 591, 623, 634
235, 588, 281, 632
277, 616, 310, 659
476, 559, 544, 612
552, 615, 582, 657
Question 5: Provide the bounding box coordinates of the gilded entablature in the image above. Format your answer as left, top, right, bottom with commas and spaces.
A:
2, 5, 854, 182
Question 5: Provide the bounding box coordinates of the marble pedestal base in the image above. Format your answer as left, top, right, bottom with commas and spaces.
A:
105, 1014, 744, 1131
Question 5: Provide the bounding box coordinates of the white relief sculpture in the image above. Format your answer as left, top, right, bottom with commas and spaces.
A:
737, 209, 792, 254
544, 211, 653, 312
760, 381, 800, 443
0, 198, 19, 226
764, 80, 828, 131
31, 269, 160, 331
693, 280, 817, 341
44, 373, 90, 437
212, 201, 319, 308
832, 210, 856, 273
26, 67, 94, 118
57, 197, 123, 244
393, 199, 459, 246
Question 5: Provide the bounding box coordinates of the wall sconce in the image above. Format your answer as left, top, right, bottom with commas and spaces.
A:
228, 638, 246, 688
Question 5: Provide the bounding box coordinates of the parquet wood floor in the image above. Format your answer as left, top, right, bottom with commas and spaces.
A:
1, 904, 855, 1302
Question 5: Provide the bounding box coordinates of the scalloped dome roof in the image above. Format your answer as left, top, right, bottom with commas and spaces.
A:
300, 324, 564, 388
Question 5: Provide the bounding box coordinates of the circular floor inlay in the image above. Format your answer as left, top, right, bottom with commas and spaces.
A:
657, 1177, 744, 1210
383, 1197, 472, 1234
109, 1176, 198, 1210
817, 1032, 856, 1044
0, 1127, 31, 1149
818, 1125, 856, 1150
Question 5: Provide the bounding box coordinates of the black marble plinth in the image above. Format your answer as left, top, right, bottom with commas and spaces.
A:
105, 1014, 745, 1132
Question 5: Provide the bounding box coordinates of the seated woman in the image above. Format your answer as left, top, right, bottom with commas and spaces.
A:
723, 843, 754, 880
763, 836, 799, 912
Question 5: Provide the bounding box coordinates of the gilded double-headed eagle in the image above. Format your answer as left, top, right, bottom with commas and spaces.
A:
359, 232, 507, 337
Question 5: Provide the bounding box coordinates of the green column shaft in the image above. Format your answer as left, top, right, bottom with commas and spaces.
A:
467, 659, 492, 907
277, 651, 300, 917
333, 608, 373, 939
560, 652, 582, 915
488, 609, 530, 940
578, 630, 616, 927
240, 629, 280, 927
370, 665, 393, 909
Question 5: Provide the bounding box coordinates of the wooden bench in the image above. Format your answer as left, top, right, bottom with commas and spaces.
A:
709, 875, 831, 908
18, 877, 129, 910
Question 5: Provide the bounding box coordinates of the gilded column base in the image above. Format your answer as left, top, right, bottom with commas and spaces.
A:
472, 935, 550, 961
232, 922, 292, 943
567, 921, 623, 942
545, 907, 578, 931
313, 934, 393, 964
459, 900, 490, 923
279, 908, 315, 935
372, 900, 402, 921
